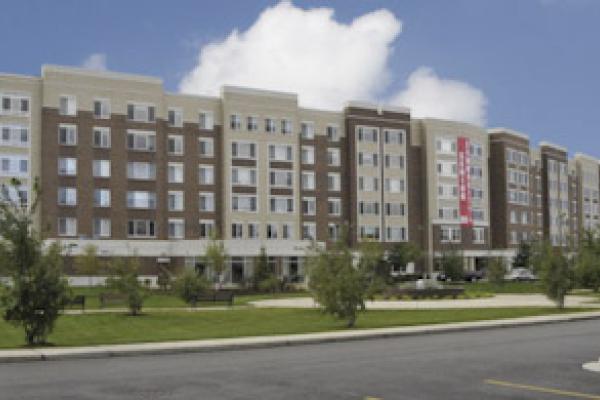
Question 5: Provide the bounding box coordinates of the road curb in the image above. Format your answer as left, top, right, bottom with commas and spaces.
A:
2, 311, 600, 363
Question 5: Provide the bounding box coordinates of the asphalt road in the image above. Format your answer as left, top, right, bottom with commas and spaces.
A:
1, 320, 599, 400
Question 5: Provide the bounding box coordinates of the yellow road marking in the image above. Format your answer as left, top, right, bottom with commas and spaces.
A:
485, 379, 600, 399
364, 397, 382, 400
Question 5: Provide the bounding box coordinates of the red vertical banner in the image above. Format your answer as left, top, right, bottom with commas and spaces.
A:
457, 137, 472, 227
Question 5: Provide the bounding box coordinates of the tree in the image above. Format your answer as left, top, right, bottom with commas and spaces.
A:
204, 234, 228, 289
106, 257, 146, 316
253, 246, 276, 292
0, 179, 70, 345
174, 269, 209, 307
487, 257, 506, 287
74, 244, 104, 287
438, 250, 464, 281
387, 242, 422, 279
575, 230, 600, 292
532, 241, 573, 308
307, 237, 366, 328
357, 240, 386, 299
512, 241, 532, 269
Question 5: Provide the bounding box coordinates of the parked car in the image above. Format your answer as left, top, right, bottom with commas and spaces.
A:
504, 268, 537, 281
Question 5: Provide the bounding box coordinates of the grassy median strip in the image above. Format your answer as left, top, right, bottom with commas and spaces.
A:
0, 307, 591, 349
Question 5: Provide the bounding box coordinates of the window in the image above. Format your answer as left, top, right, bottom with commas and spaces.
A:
57, 187, 77, 206
198, 165, 214, 185
358, 152, 378, 167
301, 122, 314, 139
470, 166, 483, 179
168, 162, 184, 183
472, 208, 485, 221
199, 220, 215, 239
248, 223, 259, 239
232, 195, 257, 212
359, 201, 379, 215
59, 95, 76, 116
199, 111, 214, 130
168, 135, 184, 155
303, 223, 316, 240
58, 217, 77, 236
127, 162, 156, 180
241, 115, 257, 131
269, 144, 293, 161
127, 103, 155, 122
58, 124, 77, 145
301, 171, 315, 190
0, 155, 28, 176
128, 220, 156, 237
265, 118, 277, 133
328, 198, 341, 216
440, 226, 461, 243
358, 176, 379, 192
328, 173, 341, 191
266, 224, 278, 239
328, 223, 340, 240
199, 192, 215, 212
437, 161, 457, 177
436, 137, 456, 154
281, 119, 293, 135
327, 148, 341, 166
384, 155, 404, 169
438, 184, 459, 199
270, 169, 293, 188
302, 197, 316, 215
230, 114, 241, 130
127, 191, 156, 209
93, 160, 111, 178
127, 130, 156, 151
93, 189, 111, 207
385, 202, 405, 216
168, 219, 185, 238
231, 167, 257, 186
386, 227, 406, 241
385, 178, 404, 193
58, 157, 77, 176
231, 141, 256, 159
93, 99, 110, 119
231, 223, 243, 239
326, 124, 339, 142
93, 127, 111, 148
270, 197, 294, 213
0, 93, 29, 115
301, 146, 315, 164
473, 227, 485, 244
469, 142, 483, 158
357, 127, 378, 143
168, 108, 183, 127
93, 218, 111, 238
0, 125, 29, 147
168, 191, 184, 211
360, 226, 380, 240
384, 129, 404, 145
282, 223, 293, 239
438, 207, 459, 220
199, 137, 214, 157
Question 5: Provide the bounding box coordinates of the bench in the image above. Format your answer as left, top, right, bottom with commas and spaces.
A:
99, 292, 128, 308
66, 295, 86, 311
195, 290, 235, 306
384, 287, 465, 300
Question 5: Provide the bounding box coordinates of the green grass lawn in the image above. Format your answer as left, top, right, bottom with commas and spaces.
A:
459, 281, 544, 294
0, 307, 590, 349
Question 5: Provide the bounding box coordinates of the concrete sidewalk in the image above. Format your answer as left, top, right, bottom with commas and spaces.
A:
250, 294, 600, 309
2, 310, 600, 363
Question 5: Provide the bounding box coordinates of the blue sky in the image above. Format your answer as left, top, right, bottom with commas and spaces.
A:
1, 0, 599, 156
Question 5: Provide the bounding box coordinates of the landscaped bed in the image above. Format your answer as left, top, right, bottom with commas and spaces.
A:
0, 307, 591, 349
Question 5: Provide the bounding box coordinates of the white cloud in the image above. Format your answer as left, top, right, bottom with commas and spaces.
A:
81, 53, 107, 71
179, 1, 487, 125
179, 1, 401, 110
390, 67, 487, 126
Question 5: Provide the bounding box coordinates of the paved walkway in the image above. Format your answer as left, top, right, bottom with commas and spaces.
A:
250, 294, 600, 309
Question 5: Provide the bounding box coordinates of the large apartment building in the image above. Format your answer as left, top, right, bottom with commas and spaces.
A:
1, 65, 599, 283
